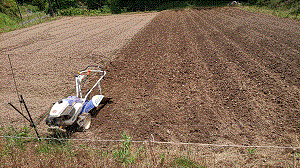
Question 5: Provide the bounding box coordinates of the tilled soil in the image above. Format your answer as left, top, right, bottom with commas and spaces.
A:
85, 7, 300, 148
1, 7, 300, 149
0, 13, 158, 131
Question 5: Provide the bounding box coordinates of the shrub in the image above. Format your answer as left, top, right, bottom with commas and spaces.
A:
112, 132, 143, 165
0, 12, 17, 28
101, 5, 111, 13
112, 132, 135, 165
108, 0, 121, 14
290, 5, 300, 16
24, 4, 39, 12
0, 0, 20, 19
89, 9, 104, 15
32, 0, 46, 11
157, 1, 189, 11
59, 7, 86, 16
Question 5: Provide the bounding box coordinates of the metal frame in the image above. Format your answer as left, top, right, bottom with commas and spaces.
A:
75, 66, 106, 101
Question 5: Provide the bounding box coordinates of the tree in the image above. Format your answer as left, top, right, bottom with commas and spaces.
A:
32, 0, 47, 10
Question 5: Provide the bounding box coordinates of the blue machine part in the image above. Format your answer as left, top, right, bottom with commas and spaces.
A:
65, 96, 83, 105
81, 99, 95, 114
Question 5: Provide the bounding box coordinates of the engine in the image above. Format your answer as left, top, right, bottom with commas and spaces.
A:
46, 96, 83, 129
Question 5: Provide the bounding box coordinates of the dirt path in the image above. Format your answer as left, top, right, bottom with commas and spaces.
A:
0, 13, 158, 130
85, 7, 300, 151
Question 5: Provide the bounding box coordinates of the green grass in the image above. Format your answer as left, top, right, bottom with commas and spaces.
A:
172, 156, 207, 168
0, 125, 298, 167
0, 127, 208, 167
0, 12, 17, 29
0, 11, 61, 33
241, 5, 300, 20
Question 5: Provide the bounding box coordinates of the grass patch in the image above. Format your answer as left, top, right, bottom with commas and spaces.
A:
0, 12, 17, 28
0, 126, 209, 167
0, 126, 295, 167
172, 156, 206, 168
0, 12, 61, 33
241, 5, 300, 20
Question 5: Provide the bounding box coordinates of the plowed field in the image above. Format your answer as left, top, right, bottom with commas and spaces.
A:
2, 7, 300, 150
88, 7, 300, 148
0, 13, 158, 128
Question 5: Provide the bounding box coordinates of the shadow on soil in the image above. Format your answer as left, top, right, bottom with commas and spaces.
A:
91, 97, 113, 118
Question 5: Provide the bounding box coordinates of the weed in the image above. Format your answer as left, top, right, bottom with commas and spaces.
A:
59, 7, 87, 16
112, 132, 140, 165
172, 156, 206, 168
1, 126, 31, 151
158, 152, 166, 167
101, 5, 111, 14
248, 148, 256, 155
37, 141, 54, 154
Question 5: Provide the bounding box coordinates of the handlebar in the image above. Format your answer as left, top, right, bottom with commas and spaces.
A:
80, 65, 103, 72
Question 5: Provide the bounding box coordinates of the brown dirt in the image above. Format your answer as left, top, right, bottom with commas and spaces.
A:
1, 7, 300, 150
0, 13, 158, 131
85, 7, 300, 149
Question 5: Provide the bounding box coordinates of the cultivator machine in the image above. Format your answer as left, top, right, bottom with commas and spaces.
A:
46, 66, 107, 133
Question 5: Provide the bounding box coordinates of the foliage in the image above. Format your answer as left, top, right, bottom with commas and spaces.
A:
246, 0, 300, 17
0, 126, 31, 152
32, 0, 46, 11
0, 0, 20, 19
101, 5, 111, 13
112, 132, 135, 164
108, 0, 121, 14
1, 0, 246, 19
86, 0, 104, 10
89, 9, 105, 15
249, 0, 299, 9
37, 139, 74, 156
24, 4, 40, 12
0, 12, 17, 28
158, 153, 166, 167
55, 0, 76, 10
157, 1, 190, 11
172, 156, 206, 168
112, 132, 143, 165
59, 7, 87, 16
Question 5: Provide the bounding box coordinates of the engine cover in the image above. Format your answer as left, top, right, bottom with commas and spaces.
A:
46, 96, 84, 127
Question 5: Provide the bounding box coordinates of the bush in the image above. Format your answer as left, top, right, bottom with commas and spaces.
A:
112, 132, 143, 165
101, 5, 111, 13
108, 0, 121, 14
59, 7, 86, 16
157, 1, 189, 11
89, 9, 104, 15
32, 0, 46, 11
57, 0, 76, 10
268, 0, 281, 9
0, 12, 17, 28
24, 4, 39, 12
290, 5, 300, 16
0, 0, 20, 19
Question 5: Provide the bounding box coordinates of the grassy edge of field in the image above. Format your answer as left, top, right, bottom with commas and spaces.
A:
240, 5, 300, 20
0, 126, 207, 167
0, 125, 297, 167
0, 13, 62, 33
